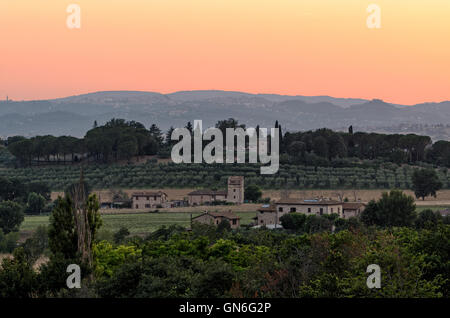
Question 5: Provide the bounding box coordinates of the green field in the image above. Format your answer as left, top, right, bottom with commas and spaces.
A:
21, 206, 447, 236
20, 211, 257, 235
415, 205, 450, 213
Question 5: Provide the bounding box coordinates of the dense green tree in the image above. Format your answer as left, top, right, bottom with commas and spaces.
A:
0, 247, 37, 298
280, 213, 307, 231
244, 184, 262, 202
62, 176, 102, 265
165, 126, 175, 147
427, 140, 450, 166
22, 225, 49, 263
304, 214, 333, 233
215, 118, 245, 135
415, 209, 442, 230
0, 230, 19, 253
360, 190, 416, 227
0, 201, 24, 234
216, 219, 231, 234
7, 138, 33, 165
6, 136, 27, 146
48, 196, 78, 260
193, 259, 235, 298
26, 182, 51, 201
4, 120, 450, 167
113, 227, 130, 244
117, 135, 138, 160
84, 118, 158, 162
26, 192, 46, 215
148, 124, 164, 147
411, 168, 443, 200
412, 224, 450, 295
76, 222, 450, 298
0, 177, 27, 202
312, 136, 328, 158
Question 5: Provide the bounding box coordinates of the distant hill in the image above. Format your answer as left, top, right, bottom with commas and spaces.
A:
0, 90, 449, 138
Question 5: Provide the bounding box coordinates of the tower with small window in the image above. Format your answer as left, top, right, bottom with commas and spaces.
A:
227, 176, 244, 204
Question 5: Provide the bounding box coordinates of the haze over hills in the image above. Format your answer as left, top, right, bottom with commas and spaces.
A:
0, 90, 449, 140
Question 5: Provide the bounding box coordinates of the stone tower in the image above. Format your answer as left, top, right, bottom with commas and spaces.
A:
227, 176, 244, 204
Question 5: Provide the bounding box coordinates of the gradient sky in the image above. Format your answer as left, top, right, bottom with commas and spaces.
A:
1, 0, 449, 104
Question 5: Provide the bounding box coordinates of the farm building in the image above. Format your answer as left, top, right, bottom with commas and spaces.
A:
227, 176, 245, 204
166, 199, 189, 208
187, 190, 228, 205
253, 204, 286, 226
254, 198, 366, 226
192, 211, 241, 229
132, 191, 168, 209
100, 199, 131, 209
188, 176, 244, 205
275, 198, 343, 217
342, 202, 366, 219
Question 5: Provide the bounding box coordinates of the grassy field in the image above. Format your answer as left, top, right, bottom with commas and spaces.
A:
20, 199, 448, 238
20, 211, 257, 235
415, 205, 450, 213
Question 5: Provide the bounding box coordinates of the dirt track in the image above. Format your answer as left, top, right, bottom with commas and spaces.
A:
51, 188, 450, 207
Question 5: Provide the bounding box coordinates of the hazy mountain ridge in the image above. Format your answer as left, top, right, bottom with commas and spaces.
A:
0, 90, 449, 138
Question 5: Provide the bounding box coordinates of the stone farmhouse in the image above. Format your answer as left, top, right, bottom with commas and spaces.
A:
276, 198, 344, 216
254, 204, 281, 227
132, 191, 168, 209
187, 189, 228, 205
342, 202, 366, 218
254, 198, 366, 226
192, 211, 241, 229
188, 176, 244, 205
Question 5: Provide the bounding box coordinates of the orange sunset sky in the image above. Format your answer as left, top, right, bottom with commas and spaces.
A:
0, 0, 449, 104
